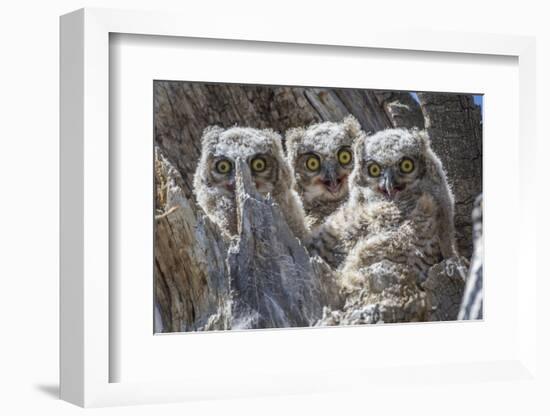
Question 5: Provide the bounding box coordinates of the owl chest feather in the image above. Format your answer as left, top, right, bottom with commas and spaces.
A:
352, 193, 442, 269
401, 195, 443, 278
304, 199, 343, 228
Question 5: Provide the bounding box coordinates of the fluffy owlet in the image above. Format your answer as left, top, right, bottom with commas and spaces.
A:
313, 128, 458, 275
285, 115, 365, 229
193, 126, 308, 241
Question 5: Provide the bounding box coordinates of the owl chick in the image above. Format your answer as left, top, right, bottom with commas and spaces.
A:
285, 115, 365, 229
313, 127, 458, 274
316, 196, 438, 325
193, 125, 308, 241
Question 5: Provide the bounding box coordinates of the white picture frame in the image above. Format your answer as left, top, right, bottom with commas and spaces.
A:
60, 7, 538, 408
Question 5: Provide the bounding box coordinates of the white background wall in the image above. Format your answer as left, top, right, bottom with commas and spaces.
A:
0, 0, 547, 414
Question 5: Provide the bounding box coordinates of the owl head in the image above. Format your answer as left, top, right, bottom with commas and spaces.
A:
193, 125, 293, 201
285, 115, 364, 205
350, 128, 441, 202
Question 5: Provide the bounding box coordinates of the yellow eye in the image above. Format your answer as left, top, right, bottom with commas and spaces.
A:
399, 158, 415, 174
306, 155, 321, 172
215, 159, 232, 174
338, 148, 353, 166
368, 163, 381, 177
251, 157, 267, 172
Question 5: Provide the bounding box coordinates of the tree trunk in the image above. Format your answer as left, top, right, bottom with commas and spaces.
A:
373, 91, 425, 129
422, 258, 467, 321
417, 93, 483, 257
228, 160, 337, 329
459, 194, 483, 320
154, 149, 230, 332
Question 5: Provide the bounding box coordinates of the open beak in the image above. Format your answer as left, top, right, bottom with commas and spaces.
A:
321, 166, 342, 194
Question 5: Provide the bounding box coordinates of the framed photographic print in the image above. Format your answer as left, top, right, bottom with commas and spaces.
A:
60, 7, 538, 408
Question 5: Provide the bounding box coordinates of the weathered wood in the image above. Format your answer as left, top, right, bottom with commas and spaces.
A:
154, 149, 230, 332
227, 160, 327, 329
300, 88, 395, 133
318, 257, 467, 326
422, 258, 467, 321
318, 267, 430, 325
459, 194, 483, 320
417, 93, 482, 258
373, 91, 425, 129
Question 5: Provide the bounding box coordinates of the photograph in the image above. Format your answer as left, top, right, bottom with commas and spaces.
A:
153, 81, 483, 333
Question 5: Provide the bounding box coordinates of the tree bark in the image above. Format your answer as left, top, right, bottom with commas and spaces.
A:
459, 194, 483, 320
227, 160, 335, 329
373, 91, 425, 129
154, 149, 230, 332
417, 93, 482, 257
422, 258, 467, 322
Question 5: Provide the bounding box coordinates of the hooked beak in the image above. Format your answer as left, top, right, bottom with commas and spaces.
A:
380, 170, 399, 199
321, 166, 342, 194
